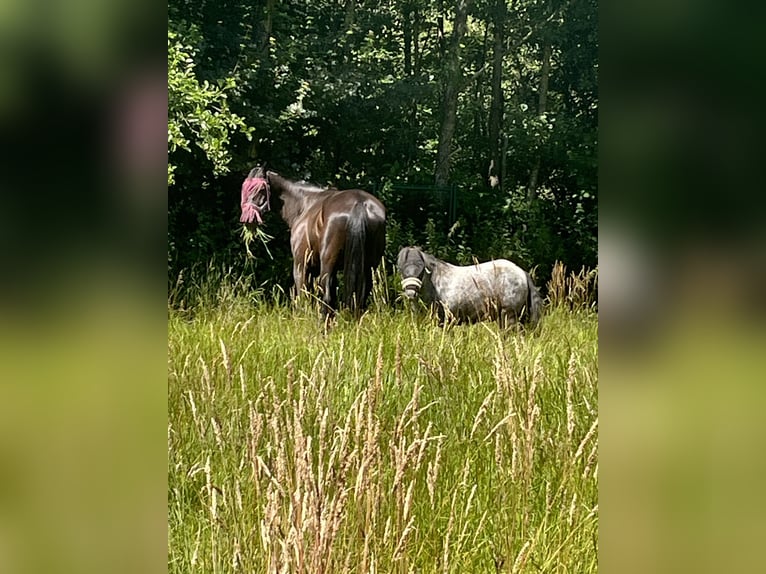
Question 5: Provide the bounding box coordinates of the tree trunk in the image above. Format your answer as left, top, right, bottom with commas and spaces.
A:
488, 0, 506, 190
436, 0, 446, 58
435, 0, 472, 186
345, 0, 356, 30
260, 0, 276, 57
527, 38, 551, 201
501, 133, 509, 192
403, 6, 412, 76
413, 8, 421, 74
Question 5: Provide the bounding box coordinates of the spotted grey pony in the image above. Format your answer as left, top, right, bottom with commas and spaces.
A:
396, 246, 543, 327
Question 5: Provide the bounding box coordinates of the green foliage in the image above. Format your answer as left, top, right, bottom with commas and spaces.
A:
167, 0, 597, 290
167, 29, 252, 186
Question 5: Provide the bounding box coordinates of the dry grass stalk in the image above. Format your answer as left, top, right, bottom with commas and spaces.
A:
567, 491, 578, 528
235, 478, 243, 513
416, 429, 438, 472
524, 357, 542, 480
493, 344, 510, 396
204, 455, 217, 521
566, 354, 576, 443
511, 540, 532, 574
383, 516, 392, 546
442, 487, 460, 574
191, 525, 201, 566
426, 438, 443, 506
569, 266, 598, 309
458, 483, 478, 543
239, 364, 247, 399
362, 524, 372, 574
494, 432, 503, 470
251, 351, 458, 574
547, 261, 598, 309
199, 357, 214, 401
187, 390, 200, 434
470, 387, 494, 439
511, 426, 519, 481
547, 261, 567, 307
460, 457, 471, 488
248, 398, 263, 482
394, 335, 402, 389
483, 412, 515, 444
316, 407, 329, 491
393, 516, 415, 562
402, 478, 416, 524
211, 416, 223, 450
232, 537, 242, 570
471, 510, 489, 549
582, 441, 598, 479
374, 341, 384, 394
574, 418, 598, 463
219, 337, 232, 386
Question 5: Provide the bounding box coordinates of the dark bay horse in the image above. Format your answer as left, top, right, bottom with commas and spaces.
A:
396, 246, 543, 327
240, 166, 386, 317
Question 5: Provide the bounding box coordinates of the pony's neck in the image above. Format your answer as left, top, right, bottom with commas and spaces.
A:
422, 252, 449, 275
419, 252, 444, 297
267, 171, 328, 228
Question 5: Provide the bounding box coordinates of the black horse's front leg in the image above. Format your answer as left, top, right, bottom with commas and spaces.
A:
292, 262, 308, 300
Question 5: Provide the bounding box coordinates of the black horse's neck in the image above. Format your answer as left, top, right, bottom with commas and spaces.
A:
267, 171, 333, 228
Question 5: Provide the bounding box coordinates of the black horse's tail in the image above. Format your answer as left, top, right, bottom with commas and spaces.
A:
344, 201, 367, 314
524, 272, 543, 327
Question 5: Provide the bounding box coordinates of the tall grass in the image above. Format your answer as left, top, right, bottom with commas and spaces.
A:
168, 266, 598, 573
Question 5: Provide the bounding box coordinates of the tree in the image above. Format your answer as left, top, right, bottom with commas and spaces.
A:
487, 0, 507, 190
434, 0, 472, 186
167, 0, 598, 288
167, 29, 251, 186
526, 36, 551, 201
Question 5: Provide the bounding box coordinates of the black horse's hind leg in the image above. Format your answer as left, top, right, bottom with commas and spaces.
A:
318, 245, 341, 320
362, 267, 374, 310
319, 270, 338, 319
319, 273, 337, 334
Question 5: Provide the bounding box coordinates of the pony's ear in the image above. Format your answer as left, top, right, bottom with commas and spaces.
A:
396, 247, 408, 268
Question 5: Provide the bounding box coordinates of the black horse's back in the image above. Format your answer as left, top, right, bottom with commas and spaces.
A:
343, 201, 368, 315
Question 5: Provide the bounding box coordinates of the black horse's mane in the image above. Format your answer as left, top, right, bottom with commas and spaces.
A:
267, 171, 342, 227
269, 171, 335, 194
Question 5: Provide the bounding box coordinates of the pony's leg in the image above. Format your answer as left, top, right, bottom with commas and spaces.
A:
499, 309, 520, 330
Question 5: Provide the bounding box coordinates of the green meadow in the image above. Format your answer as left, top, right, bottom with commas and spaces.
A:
168, 266, 598, 573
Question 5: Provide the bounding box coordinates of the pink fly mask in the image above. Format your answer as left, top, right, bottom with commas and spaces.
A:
240, 176, 271, 224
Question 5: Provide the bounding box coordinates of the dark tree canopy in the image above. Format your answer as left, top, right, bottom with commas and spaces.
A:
168, 0, 597, 291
